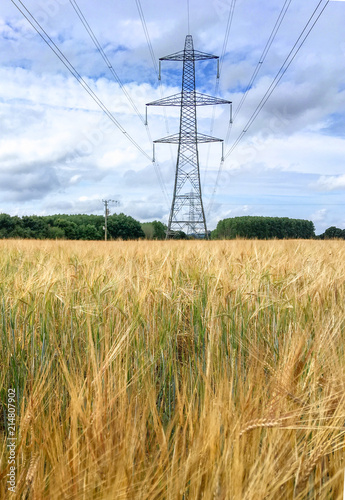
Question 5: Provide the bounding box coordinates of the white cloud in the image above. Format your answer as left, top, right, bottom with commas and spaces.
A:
315, 174, 345, 191
311, 208, 327, 222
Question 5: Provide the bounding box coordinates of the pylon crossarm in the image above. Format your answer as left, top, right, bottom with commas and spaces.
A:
160, 50, 218, 62
194, 92, 231, 106
194, 133, 223, 143
147, 93, 182, 106
172, 220, 204, 224
153, 133, 181, 143
154, 133, 223, 144
147, 91, 231, 107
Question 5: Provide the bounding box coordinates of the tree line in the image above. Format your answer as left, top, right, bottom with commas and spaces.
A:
0, 213, 145, 240
318, 226, 345, 240
211, 216, 316, 239
0, 213, 344, 240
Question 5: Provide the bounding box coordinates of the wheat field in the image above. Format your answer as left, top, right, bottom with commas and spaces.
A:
1, 239, 345, 499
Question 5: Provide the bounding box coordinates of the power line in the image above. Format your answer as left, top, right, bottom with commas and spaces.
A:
135, 0, 158, 76
207, 0, 330, 215
221, 0, 293, 152
224, 0, 329, 161
232, 0, 293, 124
206, 0, 290, 200
219, 0, 237, 77
221, 0, 294, 161
203, 0, 236, 188
70, 0, 146, 125
69, 0, 170, 206
134, 0, 175, 206
10, 0, 151, 161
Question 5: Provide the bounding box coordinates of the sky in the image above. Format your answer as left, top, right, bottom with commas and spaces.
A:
0, 0, 345, 234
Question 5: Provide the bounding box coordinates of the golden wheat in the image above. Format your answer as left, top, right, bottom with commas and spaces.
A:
0, 239, 345, 499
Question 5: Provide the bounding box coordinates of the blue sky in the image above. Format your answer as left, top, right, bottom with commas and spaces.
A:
0, 0, 345, 233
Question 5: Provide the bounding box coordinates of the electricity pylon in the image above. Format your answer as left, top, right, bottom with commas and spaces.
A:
146, 35, 231, 239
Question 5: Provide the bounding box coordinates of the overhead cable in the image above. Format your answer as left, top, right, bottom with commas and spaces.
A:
135, 0, 159, 76
135, 0, 175, 204
69, 0, 169, 205
232, 0, 293, 124
203, 0, 236, 188
69, 0, 146, 125
219, 0, 237, 76
221, 0, 293, 165
11, 0, 151, 161
207, 0, 330, 215
224, 0, 329, 161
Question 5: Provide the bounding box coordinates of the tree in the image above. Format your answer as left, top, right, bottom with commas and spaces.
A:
0, 214, 16, 236
152, 221, 167, 240
47, 226, 65, 239
54, 218, 78, 239
78, 224, 100, 240
22, 215, 48, 239
324, 226, 344, 239
107, 214, 145, 240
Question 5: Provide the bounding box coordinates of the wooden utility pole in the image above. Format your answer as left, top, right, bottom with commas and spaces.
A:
102, 199, 118, 241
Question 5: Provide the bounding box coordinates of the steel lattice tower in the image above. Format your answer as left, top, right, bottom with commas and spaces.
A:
147, 35, 231, 238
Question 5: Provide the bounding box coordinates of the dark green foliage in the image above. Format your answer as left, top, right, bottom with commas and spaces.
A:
107, 213, 144, 240
319, 226, 345, 240
54, 218, 78, 239
0, 212, 144, 240
152, 220, 167, 240
0, 214, 23, 238
212, 216, 316, 240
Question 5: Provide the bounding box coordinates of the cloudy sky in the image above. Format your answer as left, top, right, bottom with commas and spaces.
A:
1, 0, 345, 233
